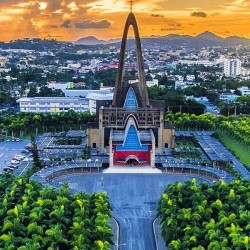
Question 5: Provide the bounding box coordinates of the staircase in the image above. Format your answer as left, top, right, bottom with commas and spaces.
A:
103, 166, 162, 174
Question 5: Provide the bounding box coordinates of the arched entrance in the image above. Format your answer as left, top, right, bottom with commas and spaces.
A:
125, 155, 139, 166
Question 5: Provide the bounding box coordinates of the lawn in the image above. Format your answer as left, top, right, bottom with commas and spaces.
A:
216, 130, 250, 169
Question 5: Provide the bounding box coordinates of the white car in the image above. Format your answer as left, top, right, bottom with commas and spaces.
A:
14, 155, 24, 160
11, 159, 20, 164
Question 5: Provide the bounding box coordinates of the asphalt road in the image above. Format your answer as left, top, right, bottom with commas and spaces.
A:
52, 173, 211, 250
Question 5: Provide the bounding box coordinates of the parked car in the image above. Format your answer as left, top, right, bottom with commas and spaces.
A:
6, 164, 17, 169
11, 159, 20, 164
14, 155, 24, 160
21, 149, 29, 154
3, 166, 14, 172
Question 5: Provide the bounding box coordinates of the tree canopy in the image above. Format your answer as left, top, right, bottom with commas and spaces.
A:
0, 173, 113, 250
158, 178, 250, 249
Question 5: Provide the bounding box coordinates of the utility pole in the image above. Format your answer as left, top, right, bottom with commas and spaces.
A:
180, 105, 182, 114
234, 103, 237, 117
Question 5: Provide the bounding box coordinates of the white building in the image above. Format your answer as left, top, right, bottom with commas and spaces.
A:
219, 93, 238, 102
17, 97, 89, 113
48, 81, 72, 91
58, 66, 72, 73
0, 57, 6, 67
224, 58, 242, 77
146, 79, 158, 87
179, 60, 216, 67
17, 93, 113, 114
238, 86, 250, 96
64, 89, 112, 97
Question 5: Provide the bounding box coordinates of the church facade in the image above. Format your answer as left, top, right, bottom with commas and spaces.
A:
87, 12, 174, 167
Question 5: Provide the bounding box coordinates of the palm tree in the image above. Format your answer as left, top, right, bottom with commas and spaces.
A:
17, 241, 41, 250
49, 206, 71, 231
69, 221, 91, 249
92, 240, 110, 250
168, 239, 181, 250
43, 224, 68, 249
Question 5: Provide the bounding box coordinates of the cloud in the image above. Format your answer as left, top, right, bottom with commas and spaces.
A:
161, 27, 182, 31
75, 19, 112, 29
151, 14, 164, 18
164, 20, 182, 27
61, 20, 71, 28
160, 19, 182, 32
191, 12, 207, 18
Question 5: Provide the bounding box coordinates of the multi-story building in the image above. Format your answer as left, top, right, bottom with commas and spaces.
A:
17, 97, 90, 113
17, 93, 113, 114
224, 58, 242, 77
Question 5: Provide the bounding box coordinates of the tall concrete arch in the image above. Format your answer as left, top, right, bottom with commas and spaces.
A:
112, 13, 150, 108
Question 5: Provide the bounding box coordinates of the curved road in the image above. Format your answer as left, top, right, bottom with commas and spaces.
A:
52, 173, 211, 250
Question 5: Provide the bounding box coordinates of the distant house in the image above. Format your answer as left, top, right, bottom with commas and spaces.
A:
48, 81, 72, 91
238, 86, 250, 96
219, 93, 238, 102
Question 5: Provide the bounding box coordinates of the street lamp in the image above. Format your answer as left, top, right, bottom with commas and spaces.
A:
87, 158, 91, 170
95, 158, 99, 171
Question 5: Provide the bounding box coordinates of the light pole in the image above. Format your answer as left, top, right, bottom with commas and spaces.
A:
101, 176, 104, 188
165, 159, 168, 172
95, 158, 99, 171
87, 158, 91, 171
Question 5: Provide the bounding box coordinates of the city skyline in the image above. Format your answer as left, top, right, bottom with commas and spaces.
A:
1, 0, 250, 42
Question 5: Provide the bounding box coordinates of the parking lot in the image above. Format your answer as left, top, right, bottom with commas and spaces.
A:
0, 139, 30, 173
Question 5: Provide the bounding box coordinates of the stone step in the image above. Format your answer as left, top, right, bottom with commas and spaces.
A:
103, 166, 162, 174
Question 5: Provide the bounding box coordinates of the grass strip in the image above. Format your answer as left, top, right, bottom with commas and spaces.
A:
216, 129, 250, 169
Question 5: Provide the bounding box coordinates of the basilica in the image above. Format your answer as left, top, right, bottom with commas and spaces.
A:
87, 12, 174, 167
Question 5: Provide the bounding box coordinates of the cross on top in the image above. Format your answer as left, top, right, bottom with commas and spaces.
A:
129, 0, 134, 13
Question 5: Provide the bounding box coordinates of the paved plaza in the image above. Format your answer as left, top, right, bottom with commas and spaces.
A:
51, 173, 212, 250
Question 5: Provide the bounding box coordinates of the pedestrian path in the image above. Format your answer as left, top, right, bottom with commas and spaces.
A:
103, 166, 162, 174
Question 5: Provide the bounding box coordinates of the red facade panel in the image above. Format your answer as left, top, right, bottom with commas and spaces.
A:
113, 145, 152, 166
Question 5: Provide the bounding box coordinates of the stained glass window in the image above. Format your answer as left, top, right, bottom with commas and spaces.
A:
124, 88, 138, 109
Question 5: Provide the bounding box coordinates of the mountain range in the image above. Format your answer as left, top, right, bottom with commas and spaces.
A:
75, 31, 250, 48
